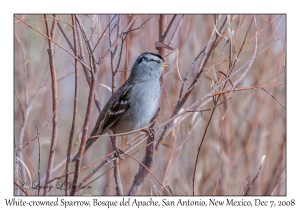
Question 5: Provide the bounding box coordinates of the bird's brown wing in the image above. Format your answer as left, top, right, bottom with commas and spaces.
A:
91, 83, 133, 136
72, 83, 133, 162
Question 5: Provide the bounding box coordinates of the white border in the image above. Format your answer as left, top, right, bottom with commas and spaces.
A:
2, 1, 297, 209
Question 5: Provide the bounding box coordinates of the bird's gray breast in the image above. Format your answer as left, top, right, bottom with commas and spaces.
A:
112, 80, 160, 133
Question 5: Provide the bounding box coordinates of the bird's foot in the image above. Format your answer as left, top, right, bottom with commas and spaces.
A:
142, 128, 155, 140
114, 148, 125, 160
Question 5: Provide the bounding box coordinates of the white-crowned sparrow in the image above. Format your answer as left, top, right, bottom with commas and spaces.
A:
72, 52, 169, 162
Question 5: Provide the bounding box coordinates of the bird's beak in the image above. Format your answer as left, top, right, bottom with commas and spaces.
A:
162, 62, 170, 68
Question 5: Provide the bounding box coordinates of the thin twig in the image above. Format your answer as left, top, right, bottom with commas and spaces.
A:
65, 14, 78, 196
57, 21, 74, 52
126, 153, 171, 196
213, 107, 223, 195
109, 15, 118, 93
162, 113, 203, 190
158, 15, 167, 58
43, 14, 58, 196
109, 14, 124, 196
261, 88, 285, 109
123, 15, 153, 34
70, 57, 96, 196
168, 15, 185, 46
162, 14, 177, 40
178, 47, 206, 99
91, 15, 117, 54
15, 113, 53, 151
110, 136, 123, 195
100, 16, 137, 62
36, 125, 41, 196
192, 105, 216, 195
245, 15, 280, 48
244, 155, 266, 195
232, 16, 258, 87
14, 31, 30, 192
14, 181, 28, 196
104, 171, 114, 195
75, 20, 102, 112
75, 15, 98, 72
270, 164, 286, 195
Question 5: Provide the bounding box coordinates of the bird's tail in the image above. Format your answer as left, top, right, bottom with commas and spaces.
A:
71, 134, 99, 162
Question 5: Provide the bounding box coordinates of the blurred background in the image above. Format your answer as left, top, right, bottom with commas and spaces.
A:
14, 14, 286, 195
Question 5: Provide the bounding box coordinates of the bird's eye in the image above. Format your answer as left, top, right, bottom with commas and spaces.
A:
156, 60, 161, 64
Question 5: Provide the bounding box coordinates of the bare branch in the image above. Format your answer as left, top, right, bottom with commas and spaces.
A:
43, 14, 58, 196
